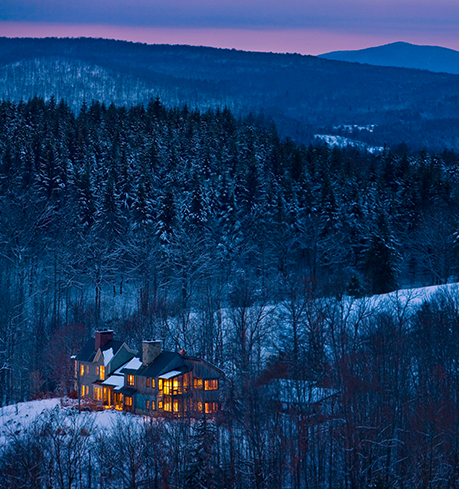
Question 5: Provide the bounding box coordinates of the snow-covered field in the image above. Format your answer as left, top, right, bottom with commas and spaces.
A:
0, 398, 133, 445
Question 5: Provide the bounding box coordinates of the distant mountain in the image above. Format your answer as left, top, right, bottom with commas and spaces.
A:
319, 41, 459, 75
1, 37, 459, 150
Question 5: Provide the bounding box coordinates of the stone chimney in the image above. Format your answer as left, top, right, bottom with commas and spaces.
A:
142, 340, 162, 366
95, 330, 114, 351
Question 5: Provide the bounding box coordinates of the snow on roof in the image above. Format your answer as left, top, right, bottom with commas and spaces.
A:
103, 348, 114, 366
122, 357, 143, 371
102, 374, 124, 390
159, 370, 183, 380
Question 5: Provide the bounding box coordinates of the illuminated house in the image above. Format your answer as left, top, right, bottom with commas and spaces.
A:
74, 333, 223, 416
74, 330, 138, 406
118, 340, 223, 416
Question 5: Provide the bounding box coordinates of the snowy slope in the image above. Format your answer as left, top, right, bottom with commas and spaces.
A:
0, 398, 133, 445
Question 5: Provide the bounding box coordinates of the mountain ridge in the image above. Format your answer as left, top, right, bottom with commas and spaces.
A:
1, 37, 459, 150
319, 41, 459, 75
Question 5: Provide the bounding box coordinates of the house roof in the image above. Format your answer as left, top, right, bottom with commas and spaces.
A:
120, 351, 184, 378
75, 338, 124, 363
158, 366, 190, 379
118, 387, 137, 396
102, 374, 125, 390
120, 356, 143, 372
144, 352, 184, 377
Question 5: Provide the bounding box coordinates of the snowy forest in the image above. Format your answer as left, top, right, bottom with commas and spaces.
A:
3, 37, 459, 151
2, 97, 459, 487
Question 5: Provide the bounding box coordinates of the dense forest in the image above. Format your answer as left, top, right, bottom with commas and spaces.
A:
2, 98, 459, 487
2, 37, 459, 150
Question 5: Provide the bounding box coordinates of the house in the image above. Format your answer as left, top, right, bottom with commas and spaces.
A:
74, 330, 138, 406
74, 333, 223, 417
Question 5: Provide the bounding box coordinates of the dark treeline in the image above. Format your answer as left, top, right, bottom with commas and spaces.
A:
2, 98, 459, 487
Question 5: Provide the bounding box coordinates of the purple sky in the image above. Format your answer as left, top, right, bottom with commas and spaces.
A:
1, 0, 458, 55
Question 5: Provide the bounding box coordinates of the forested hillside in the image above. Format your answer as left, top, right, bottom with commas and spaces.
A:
2, 37, 459, 150
3, 98, 459, 487
0, 96, 458, 392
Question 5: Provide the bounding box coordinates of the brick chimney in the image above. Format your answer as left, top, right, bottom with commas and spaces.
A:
95, 330, 114, 351
142, 340, 162, 366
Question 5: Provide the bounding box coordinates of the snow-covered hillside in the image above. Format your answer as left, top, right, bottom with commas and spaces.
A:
0, 398, 133, 445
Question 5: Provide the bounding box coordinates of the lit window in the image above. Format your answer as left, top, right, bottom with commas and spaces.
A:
96, 366, 99, 375
164, 398, 172, 412
158, 379, 163, 390
158, 400, 163, 410
205, 402, 219, 414
81, 385, 85, 397
127, 375, 134, 386
146, 399, 150, 409
204, 379, 218, 390
146, 378, 150, 388
163, 379, 171, 395
94, 387, 102, 401
100, 366, 105, 380
193, 378, 203, 390
125, 396, 133, 407
173, 400, 179, 412
86, 365, 89, 374
80, 365, 84, 377
152, 378, 155, 388
197, 402, 203, 412
152, 400, 156, 410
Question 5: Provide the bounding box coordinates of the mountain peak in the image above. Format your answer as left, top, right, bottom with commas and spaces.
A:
319, 41, 459, 75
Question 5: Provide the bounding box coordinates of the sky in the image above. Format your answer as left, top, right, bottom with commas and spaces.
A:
0, 0, 458, 55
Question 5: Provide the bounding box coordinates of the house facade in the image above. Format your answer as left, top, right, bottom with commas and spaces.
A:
74, 330, 138, 405
74, 333, 223, 417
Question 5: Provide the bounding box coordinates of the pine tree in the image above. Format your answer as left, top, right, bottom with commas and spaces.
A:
184, 417, 218, 489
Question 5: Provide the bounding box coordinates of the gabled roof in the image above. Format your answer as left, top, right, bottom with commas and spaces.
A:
75, 338, 124, 363
120, 351, 183, 377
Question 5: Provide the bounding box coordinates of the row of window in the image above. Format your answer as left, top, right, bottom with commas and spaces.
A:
143, 398, 219, 414
131, 375, 218, 391
78, 363, 105, 380
80, 386, 219, 415
78, 362, 219, 393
